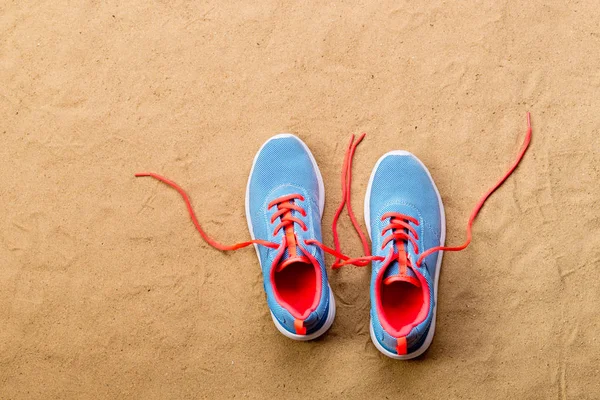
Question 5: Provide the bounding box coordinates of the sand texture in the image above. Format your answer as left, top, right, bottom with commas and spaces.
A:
2, 1, 600, 399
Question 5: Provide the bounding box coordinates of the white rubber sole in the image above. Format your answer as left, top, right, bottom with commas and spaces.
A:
245, 134, 334, 340
365, 150, 446, 360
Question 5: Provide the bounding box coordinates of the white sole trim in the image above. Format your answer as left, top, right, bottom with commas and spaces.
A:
245, 134, 333, 340
364, 150, 446, 359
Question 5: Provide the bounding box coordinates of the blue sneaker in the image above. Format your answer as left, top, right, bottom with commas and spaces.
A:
245, 134, 335, 340
330, 115, 531, 358
365, 151, 445, 359
135, 134, 335, 341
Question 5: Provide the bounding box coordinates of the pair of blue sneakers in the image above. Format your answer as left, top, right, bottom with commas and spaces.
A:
242, 133, 443, 358
137, 115, 531, 359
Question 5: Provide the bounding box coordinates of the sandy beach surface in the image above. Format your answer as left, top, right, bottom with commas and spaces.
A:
2, 1, 600, 398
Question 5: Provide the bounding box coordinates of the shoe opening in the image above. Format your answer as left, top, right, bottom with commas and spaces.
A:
273, 261, 318, 318
380, 280, 424, 333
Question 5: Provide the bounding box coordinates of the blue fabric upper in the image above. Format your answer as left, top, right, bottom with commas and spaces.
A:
367, 152, 444, 354
246, 134, 330, 335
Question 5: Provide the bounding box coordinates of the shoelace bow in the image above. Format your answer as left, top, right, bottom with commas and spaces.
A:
330, 112, 533, 270
135, 113, 531, 270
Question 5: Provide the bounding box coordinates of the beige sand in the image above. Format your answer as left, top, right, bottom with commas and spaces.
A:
2, 1, 600, 399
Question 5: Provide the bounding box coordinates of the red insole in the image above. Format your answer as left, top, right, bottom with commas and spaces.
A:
274, 262, 317, 316
381, 281, 424, 332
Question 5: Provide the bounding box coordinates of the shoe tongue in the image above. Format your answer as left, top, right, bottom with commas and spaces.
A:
382, 260, 421, 288
277, 246, 311, 272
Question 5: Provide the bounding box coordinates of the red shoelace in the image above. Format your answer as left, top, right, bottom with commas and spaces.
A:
136, 113, 531, 270
330, 113, 533, 269
133, 174, 353, 262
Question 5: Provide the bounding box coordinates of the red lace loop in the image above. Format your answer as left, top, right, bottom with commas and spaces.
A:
268, 194, 308, 235
267, 194, 305, 209
329, 133, 372, 268
380, 212, 420, 253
